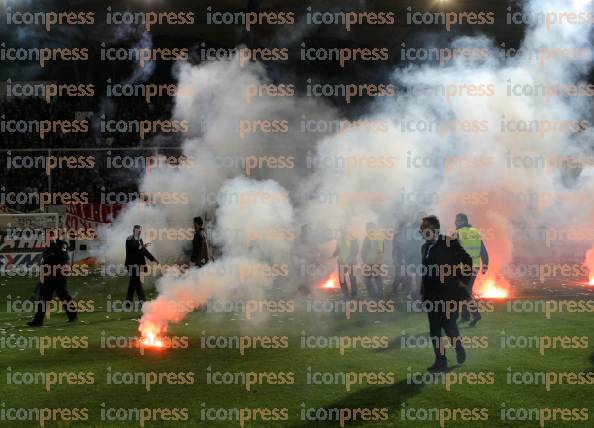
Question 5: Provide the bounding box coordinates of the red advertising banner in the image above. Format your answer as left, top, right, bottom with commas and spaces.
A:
64, 203, 124, 232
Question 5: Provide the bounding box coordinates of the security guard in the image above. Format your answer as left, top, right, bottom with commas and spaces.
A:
454, 213, 489, 327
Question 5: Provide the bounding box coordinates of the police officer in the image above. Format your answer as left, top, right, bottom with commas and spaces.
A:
125, 225, 158, 307
454, 213, 489, 327
28, 239, 78, 326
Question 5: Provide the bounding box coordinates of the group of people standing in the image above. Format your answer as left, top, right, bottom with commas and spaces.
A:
28, 216, 212, 327
335, 212, 489, 372
123, 216, 213, 305
27, 211, 489, 373
335, 213, 488, 306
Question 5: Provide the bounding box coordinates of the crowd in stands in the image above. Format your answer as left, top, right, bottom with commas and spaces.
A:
0, 95, 182, 212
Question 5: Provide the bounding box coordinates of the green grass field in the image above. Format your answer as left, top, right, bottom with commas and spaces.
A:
0, 274, 592, 427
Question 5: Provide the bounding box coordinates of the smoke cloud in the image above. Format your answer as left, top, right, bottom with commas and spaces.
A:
96, 0, 594, 335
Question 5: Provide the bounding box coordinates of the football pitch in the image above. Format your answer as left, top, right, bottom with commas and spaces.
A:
0, 275, 592, 427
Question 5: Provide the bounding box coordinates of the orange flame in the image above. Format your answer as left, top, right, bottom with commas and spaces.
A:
321, 272, 340, 289
475, 278, 510, 299
582, 247, 594, 286
140, 331, 165, 349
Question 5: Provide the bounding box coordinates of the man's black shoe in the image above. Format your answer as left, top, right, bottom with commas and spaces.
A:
27, 321, 43, 327
427, 358, 448, 373
456, 346, 467, 364
68, 317, 78, 323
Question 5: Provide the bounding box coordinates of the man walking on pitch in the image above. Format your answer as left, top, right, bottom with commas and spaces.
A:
125, 225, 158, 308
28, 239, 78, 326
419, 215, 473, 372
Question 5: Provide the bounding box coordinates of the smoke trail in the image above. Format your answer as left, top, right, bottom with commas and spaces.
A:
139, 176, 294, 336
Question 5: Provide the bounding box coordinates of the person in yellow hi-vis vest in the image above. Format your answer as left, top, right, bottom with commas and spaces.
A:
361, 222, 385, 299
333, 229, 359, 299
454, 213, 489, 327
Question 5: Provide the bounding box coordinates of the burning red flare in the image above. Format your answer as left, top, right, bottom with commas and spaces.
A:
140, 332, 166, 349
582, 247, 594, 286
321, 272, 340, 289
139, 321, 167, 350
475, 277, 510, 299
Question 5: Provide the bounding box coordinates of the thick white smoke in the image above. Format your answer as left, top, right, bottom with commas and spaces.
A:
97, 0, 594, 335
96, 56, 332, 265
139, 176, 294, 335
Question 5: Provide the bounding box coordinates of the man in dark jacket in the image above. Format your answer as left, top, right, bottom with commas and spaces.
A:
125, 225, 158, 307
31, 232, 57, 300
420, 215, 473, 372
191, 217, 212, 267
28, 239, 77, 326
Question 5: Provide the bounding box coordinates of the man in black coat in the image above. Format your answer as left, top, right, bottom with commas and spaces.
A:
28, 239, 78, 326
420, 215, 473, 372
125, 225, 158, 307
191, 216, 212, 267
31, 232, 57, 301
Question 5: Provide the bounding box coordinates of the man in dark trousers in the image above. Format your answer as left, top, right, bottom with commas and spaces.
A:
420, 215, 473, 372
125, 225, 158, 307
191, 216, 212, 267
454, 213, 489, 326
28, 239, 77, 326
31, 231, 57, 301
